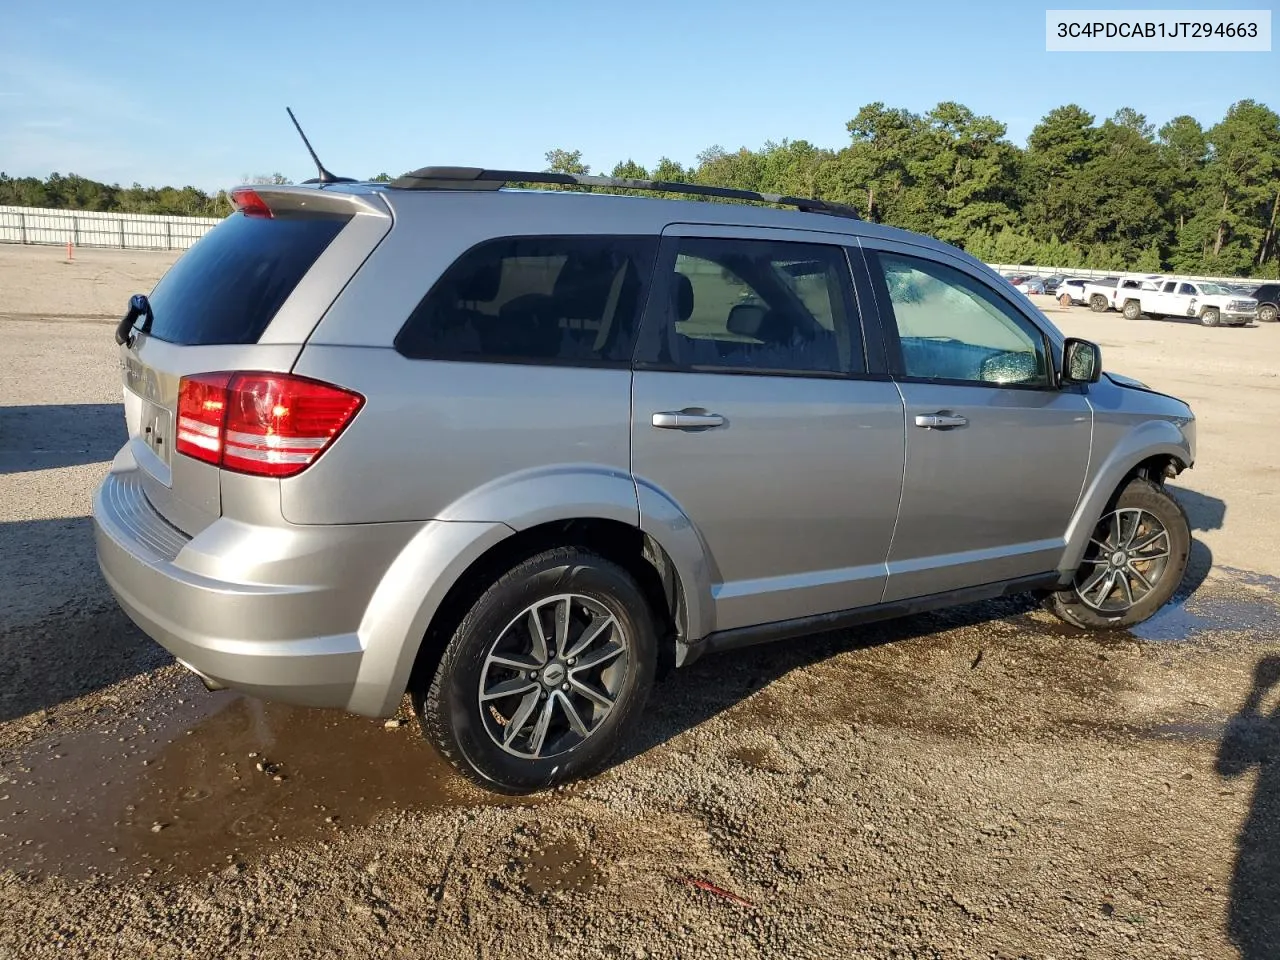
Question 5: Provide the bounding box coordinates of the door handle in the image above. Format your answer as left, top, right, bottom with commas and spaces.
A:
914, 413, 968, 429
652, 411, 726, 430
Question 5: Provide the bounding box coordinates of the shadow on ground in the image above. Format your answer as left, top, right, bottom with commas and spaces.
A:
0, 403, 125, 475
1173, 485, 1227, 534
0, 517, 165, 724
1218, 655, 1280, 960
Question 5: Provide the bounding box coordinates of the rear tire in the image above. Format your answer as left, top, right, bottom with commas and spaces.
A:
1201, 308, 1221, 327
1089, 294, 1109, 313
1122, 300, 1142, 321
1259, 304, 1278, 323
1046, 478, 1190, 631
413, 547, 657, 794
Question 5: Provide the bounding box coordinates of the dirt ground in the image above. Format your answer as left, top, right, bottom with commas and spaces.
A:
1, 244, 1278, 959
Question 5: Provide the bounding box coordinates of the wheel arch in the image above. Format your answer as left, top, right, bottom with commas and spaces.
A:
347, 466, 715, 718
1060, 424, 1192, 576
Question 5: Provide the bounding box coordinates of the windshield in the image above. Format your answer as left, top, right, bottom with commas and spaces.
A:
1199, 282, 1229, 295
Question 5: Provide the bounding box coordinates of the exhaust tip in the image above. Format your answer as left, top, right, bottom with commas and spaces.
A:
176, 658, 227, 692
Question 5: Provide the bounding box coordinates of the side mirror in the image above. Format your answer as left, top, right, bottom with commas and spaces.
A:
1062, 337, 1101, 384
726, 303, 767, 339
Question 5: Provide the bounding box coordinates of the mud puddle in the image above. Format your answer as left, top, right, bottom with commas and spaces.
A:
0, 691, 517, 882
1010, 575, 1280, 644
521, 836, 602, 895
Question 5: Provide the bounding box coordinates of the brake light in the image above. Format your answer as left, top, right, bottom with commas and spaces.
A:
230, 187, 273, 219
175, 372, 363, 478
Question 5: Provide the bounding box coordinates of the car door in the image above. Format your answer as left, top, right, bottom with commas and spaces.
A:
1176, 282, 1199, 317
630, 225, 906, 633
856, 240, 1092, 602
1152, 280, 1178, 315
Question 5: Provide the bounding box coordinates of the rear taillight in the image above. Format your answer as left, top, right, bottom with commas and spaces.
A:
175, 372, 363, 478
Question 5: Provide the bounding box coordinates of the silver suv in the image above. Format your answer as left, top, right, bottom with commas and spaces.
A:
93, 168, 1197, 793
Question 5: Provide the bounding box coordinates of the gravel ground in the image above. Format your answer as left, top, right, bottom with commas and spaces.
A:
0, 245, 1278, 959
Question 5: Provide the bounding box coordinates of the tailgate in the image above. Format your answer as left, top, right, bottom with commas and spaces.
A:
117, 187, 391, 534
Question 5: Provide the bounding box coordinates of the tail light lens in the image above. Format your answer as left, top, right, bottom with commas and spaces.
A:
176, 372, 363, 478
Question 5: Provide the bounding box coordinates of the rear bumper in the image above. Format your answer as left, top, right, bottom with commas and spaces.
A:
92, 467, 420, 711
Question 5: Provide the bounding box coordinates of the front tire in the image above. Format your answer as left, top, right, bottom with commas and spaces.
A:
1201, 307, 1221, 327
413, 548, 657, 794
1259, 304, 1278, 323
1046, 479, 1190, 630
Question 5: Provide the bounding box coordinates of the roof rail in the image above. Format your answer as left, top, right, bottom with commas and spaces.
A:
386, 167, 861, 220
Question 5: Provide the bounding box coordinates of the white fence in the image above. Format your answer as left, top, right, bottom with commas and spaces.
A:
0, 205, 223, 251
985, 263, 1254, 286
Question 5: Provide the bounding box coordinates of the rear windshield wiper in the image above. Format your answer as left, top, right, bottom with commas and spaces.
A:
115, 293, 153, 347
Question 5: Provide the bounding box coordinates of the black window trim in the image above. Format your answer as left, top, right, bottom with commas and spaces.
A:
631, 233, 884, 381
393, 232, 662, 368
859, 244, 1066, 394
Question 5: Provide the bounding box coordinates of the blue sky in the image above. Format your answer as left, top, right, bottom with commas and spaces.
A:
1, 0, 1274, 191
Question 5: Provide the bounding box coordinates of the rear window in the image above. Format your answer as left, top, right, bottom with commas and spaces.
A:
395, 235, 658, 365
145, 212, 349, 345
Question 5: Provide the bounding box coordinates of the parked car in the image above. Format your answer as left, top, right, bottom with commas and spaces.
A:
1084, 277, 1154, 312
1058, 278, 1089, 305
1250, 283, 1279, 322
1118, 279, 1258, 326
93, 169, 1197, 794
1010, 276, 1046, 295
1042, 275, 1064, 295
1083, 277, 1122, 311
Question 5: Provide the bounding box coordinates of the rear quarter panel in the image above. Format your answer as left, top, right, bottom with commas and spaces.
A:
284, 349, 635, 525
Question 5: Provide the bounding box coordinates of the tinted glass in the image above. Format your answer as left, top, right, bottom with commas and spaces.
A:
1254, 285, 1278, 302
872, 252, 1049, 387
1179, 283, 1197, 295
659, 238, 861, 374
146, 212, 349, 345
396, 236, 657, 364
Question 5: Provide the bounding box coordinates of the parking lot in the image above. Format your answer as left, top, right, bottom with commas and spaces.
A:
1, 243, 1278, 959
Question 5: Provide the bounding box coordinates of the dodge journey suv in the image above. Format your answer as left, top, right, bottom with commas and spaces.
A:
93, 168, 1197, 794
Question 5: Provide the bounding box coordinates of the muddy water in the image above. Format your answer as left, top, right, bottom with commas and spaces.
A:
0, 692, 513, 881
522, 836, 602, 895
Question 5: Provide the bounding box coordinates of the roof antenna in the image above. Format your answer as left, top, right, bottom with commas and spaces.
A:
286, 107, 355, 184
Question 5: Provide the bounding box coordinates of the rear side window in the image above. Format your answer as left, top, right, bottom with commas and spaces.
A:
396, 236, 658, 365
146, 212, 349, 345
644, 237, 863, 375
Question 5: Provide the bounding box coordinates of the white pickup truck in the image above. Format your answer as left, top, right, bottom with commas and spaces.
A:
1118, 279, 1258, 326
1084, 276, 1163, 312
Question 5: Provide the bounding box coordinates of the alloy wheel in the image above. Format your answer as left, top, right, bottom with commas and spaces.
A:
1074, 507, 1173, 613
478, 594, 630, 759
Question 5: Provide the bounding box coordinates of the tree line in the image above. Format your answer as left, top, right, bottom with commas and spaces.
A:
2, 99, 1277, 277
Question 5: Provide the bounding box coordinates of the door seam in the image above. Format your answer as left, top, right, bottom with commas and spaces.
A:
879, 378, 910, 603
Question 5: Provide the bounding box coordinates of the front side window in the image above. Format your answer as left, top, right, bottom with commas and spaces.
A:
396, 236, 658, 364
870, 251, 1050, 387
655, 237, 862, 375
1179, 283, 1197, 296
